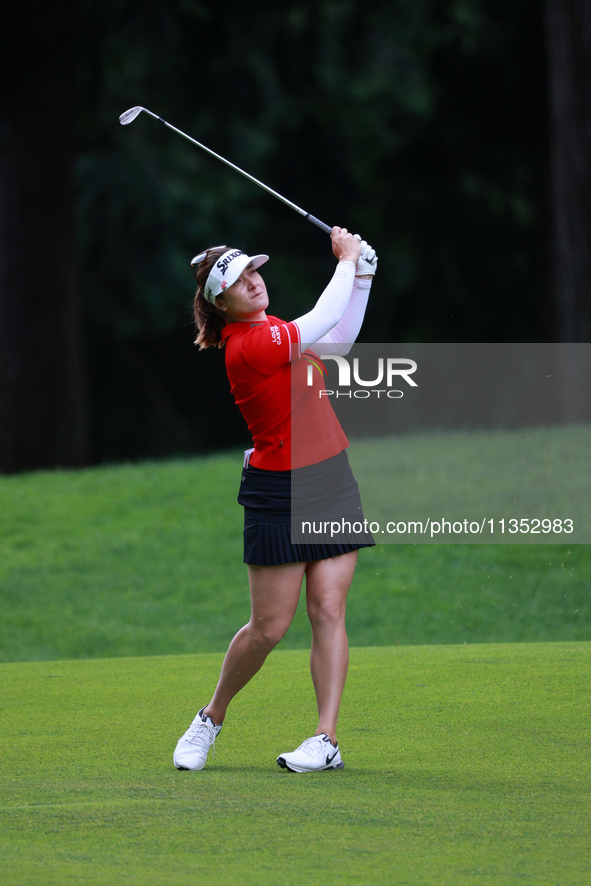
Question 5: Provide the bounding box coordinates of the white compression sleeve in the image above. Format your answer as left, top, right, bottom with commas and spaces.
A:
310, 276, 372, 355
294, 261, 356, 349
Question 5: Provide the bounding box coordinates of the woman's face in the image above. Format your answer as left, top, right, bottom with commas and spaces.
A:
217, 263, 269, 322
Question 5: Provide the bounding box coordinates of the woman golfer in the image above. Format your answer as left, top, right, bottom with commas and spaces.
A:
174, 227, 377, 773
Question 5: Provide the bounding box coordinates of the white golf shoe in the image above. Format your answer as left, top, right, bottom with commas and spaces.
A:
173, 707, 222, 770
277, 733, 344, 773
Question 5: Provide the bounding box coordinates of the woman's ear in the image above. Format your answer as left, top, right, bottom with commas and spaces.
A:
215, 298, 227, 312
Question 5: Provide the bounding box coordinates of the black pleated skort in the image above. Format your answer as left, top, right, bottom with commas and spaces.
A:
238, 450, 375, 566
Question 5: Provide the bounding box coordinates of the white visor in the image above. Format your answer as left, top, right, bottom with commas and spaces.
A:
191, 248, 269, 305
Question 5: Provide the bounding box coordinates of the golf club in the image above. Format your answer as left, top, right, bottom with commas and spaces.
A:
119, 106, 333, 235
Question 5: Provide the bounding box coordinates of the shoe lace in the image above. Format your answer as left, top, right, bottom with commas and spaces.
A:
300, 735, 329, 758
184, 718, 217, 758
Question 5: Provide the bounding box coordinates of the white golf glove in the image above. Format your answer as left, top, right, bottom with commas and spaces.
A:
354, 233, 378, 276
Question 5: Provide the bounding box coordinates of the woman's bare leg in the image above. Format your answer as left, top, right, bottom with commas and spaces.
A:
203, 561, 307, 724
305, 550, 358, 745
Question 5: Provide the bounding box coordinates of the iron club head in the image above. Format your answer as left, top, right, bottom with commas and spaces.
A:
119, 107, 145, 125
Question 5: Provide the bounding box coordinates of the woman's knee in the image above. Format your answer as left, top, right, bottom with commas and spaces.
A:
305, 553, 356, 629
246, 618, 291, 653
307, 594, 347, 629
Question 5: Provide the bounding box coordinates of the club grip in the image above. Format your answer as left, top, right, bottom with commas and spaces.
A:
305, 214, 333, 235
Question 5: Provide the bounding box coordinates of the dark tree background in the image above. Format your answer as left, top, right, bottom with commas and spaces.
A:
0, 0, 588, 473
545, 0, 591, 342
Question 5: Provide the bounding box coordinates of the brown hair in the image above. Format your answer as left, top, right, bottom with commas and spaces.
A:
193, 245, 229, 349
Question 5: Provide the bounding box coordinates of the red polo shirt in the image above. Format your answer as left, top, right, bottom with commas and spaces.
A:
221, 315, 348, 470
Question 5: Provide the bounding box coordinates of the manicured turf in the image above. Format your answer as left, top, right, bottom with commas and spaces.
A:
1, 439, 589, 883
1, 643, 589, 885
0, 441, 589, 662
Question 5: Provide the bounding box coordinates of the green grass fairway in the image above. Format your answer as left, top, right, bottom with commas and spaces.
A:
1, 448, 589, 662
2, 643, 589, 885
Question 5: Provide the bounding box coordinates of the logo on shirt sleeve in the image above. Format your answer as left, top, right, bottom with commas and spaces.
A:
270, 325, 282, 346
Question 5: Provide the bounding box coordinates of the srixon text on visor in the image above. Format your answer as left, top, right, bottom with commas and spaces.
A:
216, 250, 243, 276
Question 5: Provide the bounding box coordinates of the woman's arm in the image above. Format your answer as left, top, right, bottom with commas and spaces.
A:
293, 227, 361, 348
294, 262, 356, 347
294, 233, 377, 354
308, 276, 372, 356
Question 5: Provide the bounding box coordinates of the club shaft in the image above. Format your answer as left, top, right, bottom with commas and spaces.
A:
140, 109, 332, 234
